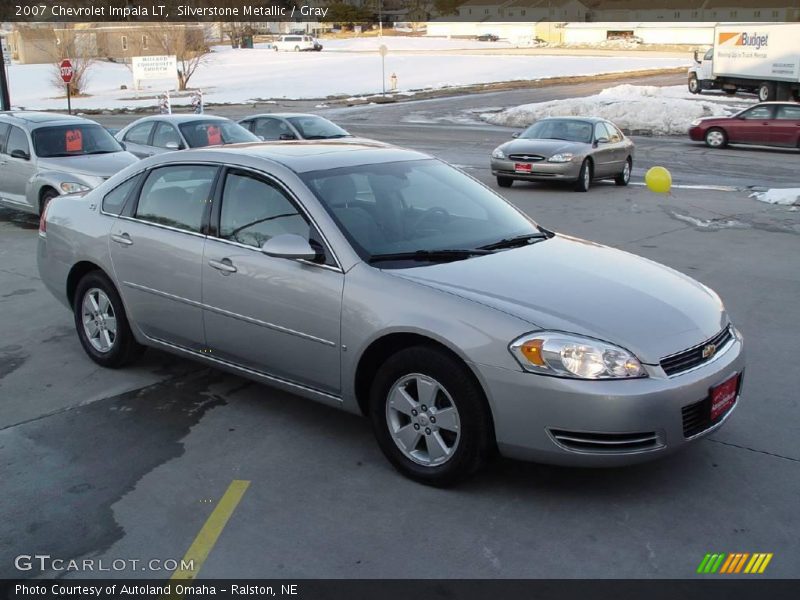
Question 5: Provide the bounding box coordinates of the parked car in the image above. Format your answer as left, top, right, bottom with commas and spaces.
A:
38, 141, 743, 486
689, 102, 800, 149
490, 117, 634, 192
238, 113, 352, 141
476, 33, 500, 42
114, 115, 258, 158
273, 35, 319, 52
0, 111, 138, 216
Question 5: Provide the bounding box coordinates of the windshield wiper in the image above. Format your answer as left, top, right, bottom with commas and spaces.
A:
87, 150, 119, 155
368, 249, 493, 264
479, 232, 550, 251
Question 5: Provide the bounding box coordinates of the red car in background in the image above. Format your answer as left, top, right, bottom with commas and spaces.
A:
689, 102, 800, 149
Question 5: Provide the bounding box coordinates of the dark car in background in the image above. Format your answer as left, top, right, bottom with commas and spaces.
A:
689, 102, 800, 149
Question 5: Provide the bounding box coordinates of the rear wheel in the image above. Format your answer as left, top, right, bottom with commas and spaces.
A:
369, 346, 492, 486
705, 127, 728, 149
73, 271, 144, 368
497, 176, 513, 188
615, 157, 632, 186
758, 82, 775, 102
574, 159, 591, 192
294, 45, 300, 52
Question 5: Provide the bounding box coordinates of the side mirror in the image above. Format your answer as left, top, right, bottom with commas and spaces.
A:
261, 234, 317, 261
693, 50, 700, 63
595, 137, 610, 145
10, 149, 30, 160
165, 141, 183, 150
511, 132, 520, 138
279, 133, 297, 140
257, 135, 266, 141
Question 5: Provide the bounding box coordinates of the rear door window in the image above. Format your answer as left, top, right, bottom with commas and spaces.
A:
124, 122, 155, 145
776, 105, 800, 120
134, 165, 218, 233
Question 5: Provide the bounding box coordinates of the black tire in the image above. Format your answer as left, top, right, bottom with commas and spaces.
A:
704, 127, 728, 149
574, 159, 591, 192
369, 346, 493, 487
688, 75, 700, 94
39, 188, 58, 216
614, 157, 632, 186
73, 271, 144, 368
758, 82, 775, 102
294, 46, 300, 52
497, 176, 513, 188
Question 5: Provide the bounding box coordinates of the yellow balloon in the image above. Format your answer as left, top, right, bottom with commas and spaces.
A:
645, 166, 672, 194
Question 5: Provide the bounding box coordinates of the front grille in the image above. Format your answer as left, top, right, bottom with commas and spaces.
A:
549, 429, 662, 454
508, 153, 545, 162
661, 326, 733, 376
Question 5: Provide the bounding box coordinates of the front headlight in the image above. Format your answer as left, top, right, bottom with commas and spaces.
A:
491, 148, 506, 159
548, 153, 574, 163
689, 119, 701, 126
509, 332, 646, 379
60, 182, 91, 194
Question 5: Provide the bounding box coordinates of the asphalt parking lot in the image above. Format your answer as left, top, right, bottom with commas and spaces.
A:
2, 83, 799, 580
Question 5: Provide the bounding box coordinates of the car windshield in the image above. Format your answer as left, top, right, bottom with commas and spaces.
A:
32, 124, 124, 158
302, 159, 542, 267
286, 116, 350, 140
178, 120, 259, 148
520, 119, 593, 143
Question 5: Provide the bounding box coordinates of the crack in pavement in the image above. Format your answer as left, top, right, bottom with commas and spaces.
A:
706, 437, 800, 463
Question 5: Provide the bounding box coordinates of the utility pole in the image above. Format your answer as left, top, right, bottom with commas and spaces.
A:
0, 40, 11, 111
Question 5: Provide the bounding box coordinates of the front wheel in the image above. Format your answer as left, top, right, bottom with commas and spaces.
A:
74, 271, 144, 368
574, 159, 591, 192
688, 75, 700, 94
369, 346, 493, 486
758, 82, 775, 102
615, 157, 632, 186
705, 127, 728, 149
497, 176, 513, 188
39, 188, 58, 216
294, 46, 300, 52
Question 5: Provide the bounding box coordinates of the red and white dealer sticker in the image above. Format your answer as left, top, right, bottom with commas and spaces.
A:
710, 373, 739, 421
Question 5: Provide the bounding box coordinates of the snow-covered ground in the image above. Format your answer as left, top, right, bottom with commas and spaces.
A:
321, 37, 520, 51
481, 84, 756, 135
4, 44, 688, 111
750, 188, 800, 206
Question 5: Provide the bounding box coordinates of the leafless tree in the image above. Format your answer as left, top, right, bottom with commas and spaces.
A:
30, 27, 95, 96
151, 24, 211, 91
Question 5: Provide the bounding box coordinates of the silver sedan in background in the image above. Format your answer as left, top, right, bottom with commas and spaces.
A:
491, 117, 634, 192
238, 113, 352, 141
0, 111, 138, 215
38, 141, 743, 486
115, 114, 258, 158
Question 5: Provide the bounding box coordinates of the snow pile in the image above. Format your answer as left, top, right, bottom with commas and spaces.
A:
5, 52, 688, 111
749, 188, 800, 206
482, 84, 743, 135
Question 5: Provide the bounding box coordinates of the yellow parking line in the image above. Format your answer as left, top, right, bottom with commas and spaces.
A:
170, 479, 251, 581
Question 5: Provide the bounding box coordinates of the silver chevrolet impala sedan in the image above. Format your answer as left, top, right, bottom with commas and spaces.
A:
37, 141, 744, 485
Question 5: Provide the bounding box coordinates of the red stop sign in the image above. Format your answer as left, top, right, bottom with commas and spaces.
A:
60, 59, 73, 84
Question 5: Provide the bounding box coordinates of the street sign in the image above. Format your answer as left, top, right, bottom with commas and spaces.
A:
378, 45, 388, 95
60, 59, 73, 84
378, 44, 388, 57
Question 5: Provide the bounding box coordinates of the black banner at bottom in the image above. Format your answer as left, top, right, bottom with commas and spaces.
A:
3, 579, 800, 600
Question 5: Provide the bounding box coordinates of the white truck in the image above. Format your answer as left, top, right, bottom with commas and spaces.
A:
688, 23, 800, 102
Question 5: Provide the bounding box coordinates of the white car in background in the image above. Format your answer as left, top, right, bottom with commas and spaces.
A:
272, 35, 321, 52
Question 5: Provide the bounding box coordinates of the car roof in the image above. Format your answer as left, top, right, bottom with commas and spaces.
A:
0, 111, 93, 127
127, 114, 233, 125
147, 140, 429, 174
243, 113, 328, 120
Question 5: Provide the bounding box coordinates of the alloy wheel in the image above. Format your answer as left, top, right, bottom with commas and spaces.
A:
385, 373, 461, 467
706, 130, 725, 147
81, 288, 117, 353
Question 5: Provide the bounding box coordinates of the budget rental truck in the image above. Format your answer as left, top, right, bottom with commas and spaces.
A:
688, 23, 800, 102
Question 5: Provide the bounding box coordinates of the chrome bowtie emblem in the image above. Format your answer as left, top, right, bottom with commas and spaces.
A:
702, 343, 717, 359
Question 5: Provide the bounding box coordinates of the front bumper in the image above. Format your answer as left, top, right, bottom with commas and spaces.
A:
491, 157, 582, 181
475, 332, 744, 466
688, 126, 707, 142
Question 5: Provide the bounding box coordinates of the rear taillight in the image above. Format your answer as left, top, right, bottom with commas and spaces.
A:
39, 202, 50, 234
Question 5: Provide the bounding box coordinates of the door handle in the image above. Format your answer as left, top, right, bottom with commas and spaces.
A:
208, 258, 237, 274
111, 233, 133, 246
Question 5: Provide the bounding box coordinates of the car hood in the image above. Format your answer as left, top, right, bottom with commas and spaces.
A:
388, 235, 727, 364
499, 138, 589, 157
37, 152, 139, 179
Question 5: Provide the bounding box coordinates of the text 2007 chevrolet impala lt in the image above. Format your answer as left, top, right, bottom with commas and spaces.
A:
37, 141, 744, 485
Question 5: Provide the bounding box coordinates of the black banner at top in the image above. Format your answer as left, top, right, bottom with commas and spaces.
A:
1, 0, 799, 23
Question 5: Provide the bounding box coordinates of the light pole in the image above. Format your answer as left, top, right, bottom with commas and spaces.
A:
0, 39, 11, 111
